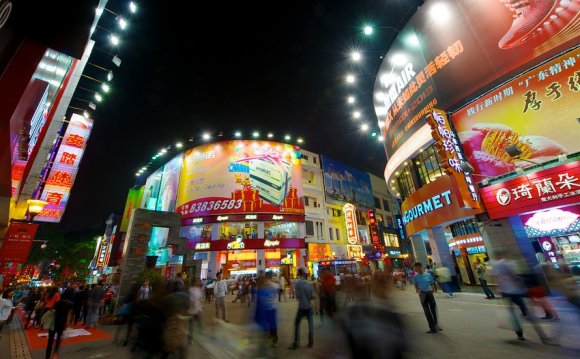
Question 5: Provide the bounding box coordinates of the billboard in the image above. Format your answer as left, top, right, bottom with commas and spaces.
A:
156, 154, 182, 212
0, 223, 39, 263
35, 114, 93, 222
374, 0, 580, 158
120, 187, 144, 232
176, 140, 304, 217
322, 156, 373, 209
452, 47, 580, 177
141, 167, 163, 210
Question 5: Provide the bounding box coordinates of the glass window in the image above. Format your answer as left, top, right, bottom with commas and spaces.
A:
329, 227, 333, 240
383, 233, 400, 247
264, 221, 298, 238
450, 219, 479, 237
303, 154, 309, 161
313, 157, 317, 164
385, 216, 394, 228
335, 228, 340, 241
356, 211, 367, 225
304, 196, 310, 206
415, 144, 444, 186
395, 162, 416, 200
180, 224, 212, 242
305, 221, 314, 236
382, 199, 390, 212
374, 197, 382, 209
218, 222, 258, 240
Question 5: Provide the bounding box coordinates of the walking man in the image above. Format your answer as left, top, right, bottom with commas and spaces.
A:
289, 268, 314, 349
474, 260, 496, 299
413, 262, 440, 333
213, 272, 229, 322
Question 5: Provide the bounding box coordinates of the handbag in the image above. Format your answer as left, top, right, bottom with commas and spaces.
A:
41, 309, 56, 331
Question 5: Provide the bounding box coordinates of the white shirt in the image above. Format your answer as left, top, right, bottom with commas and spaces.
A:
493, 259, 526, 295
188, 287, 203, 315
0, 297, 13, 321
213, 280, 227, 298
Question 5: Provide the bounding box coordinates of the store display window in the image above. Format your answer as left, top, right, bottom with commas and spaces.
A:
264, 221, 298, 238
219, 222, 258, 240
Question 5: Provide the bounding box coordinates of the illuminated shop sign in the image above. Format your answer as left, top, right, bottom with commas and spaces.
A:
525, 209, 579, 232
388, 250, 401, 256
344, 203, 359, 244
217, 216, 229, 221
402, 190, 452, 224
35, 114, 93, 222
245, 215, 257, 220
347, 245, 364, 261
449, 235, 484, 248
368, 210, 383, 254
427, 109, 479, 208
480, 160, 580, 219
195, 242, 210, 250
264, 239, 280, 247
192, 218, 203, 223
96, 237, 108, 267
227, 236, 245, 249
191, 238, 305, 252
318, 260, 356, 266
272, 215, 284, 220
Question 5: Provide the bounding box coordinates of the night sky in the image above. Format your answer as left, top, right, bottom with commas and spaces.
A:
60, 0, 423, 231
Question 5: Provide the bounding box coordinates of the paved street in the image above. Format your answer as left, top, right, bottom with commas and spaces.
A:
3, 287, 580, 358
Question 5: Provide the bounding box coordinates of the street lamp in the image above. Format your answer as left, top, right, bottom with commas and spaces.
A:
26, 199, 48, 221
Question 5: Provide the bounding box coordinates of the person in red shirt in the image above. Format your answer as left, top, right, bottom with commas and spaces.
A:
320, 269, 336, 319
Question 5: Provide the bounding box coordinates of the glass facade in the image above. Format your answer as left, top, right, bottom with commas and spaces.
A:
415, 145, 444, 185
180, 224, 212, 241
264, 221, 299, 238
392, 143, 445, 200
450, 218, 479, 237
218, 222, 258, 240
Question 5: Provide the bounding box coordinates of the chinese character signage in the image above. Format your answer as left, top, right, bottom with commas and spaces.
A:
0, 223, 39, 262
453, 47, 580, 177
480, 160, 580, 219
346, 244, 364, 261
343, 203, 359, 245
176, 141, 304, 217
307, 243, 332, 262
427, 108, 480, 209
374, 0, 579, 158
322, 156, 374, 209
192, 238, 305, 252
35, 114, 93, 222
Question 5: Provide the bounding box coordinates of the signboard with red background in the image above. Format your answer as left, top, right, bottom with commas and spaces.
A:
452, 47, 580, 178
374, 0, 579, 158
176, 141, 304, 218
35, 114, 93, 222
0, 222, 39, 262
194, 238, 304, 252
480, 160, 580, 219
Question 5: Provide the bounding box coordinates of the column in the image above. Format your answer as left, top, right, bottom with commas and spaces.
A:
428, 226, 456, 275
410, 232, 429, 266
208, 251, 220, 279
256, 249, 265, 274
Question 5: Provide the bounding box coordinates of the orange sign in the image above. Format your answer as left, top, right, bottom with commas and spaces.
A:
343, 203, 359, 244
308, 243, 331, 262
401, 175, 483, 236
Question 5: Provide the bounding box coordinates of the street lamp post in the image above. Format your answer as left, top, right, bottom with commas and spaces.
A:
25, 199, 48, 222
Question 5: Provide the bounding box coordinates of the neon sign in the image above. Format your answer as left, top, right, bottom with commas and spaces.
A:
525, 209, 579, 232
272, 215, 284, 220
217, 216, 229, 221
343, 203, 359, 245
245, 215, 257, 220
402, 190, 452, 224
195, 242, 210, 250
264, 239, 280, 247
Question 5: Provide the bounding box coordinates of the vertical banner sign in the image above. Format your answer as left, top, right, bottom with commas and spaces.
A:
35, 114, 94, 222
426, 109, 480, 209
367, 210, 383, 254
343, 203, 359, 245
0, 223, 39, 262
95, 236, 108, 267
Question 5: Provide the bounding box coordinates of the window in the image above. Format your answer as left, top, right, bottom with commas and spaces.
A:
180, 224, 212, 242
356, 210, 367, 225
332, 209, 342, 217
395, 162, 416, 200
218, 222, 258, 240
383, 233, 400, 247
304, 196, 310, 206
382, 199, 390, 212
264, 222, 299, 238
329, 227, 333, 240
313, 198, 318, 208
305, 220, 314, 236
450, 219, 479, 237
335, 228, 340, 241
374, 197, 382, 209
302, 154, 309, 161
376, 214, 384, 225
415, 144, 444, 186
385, 216, 394, 228
313, 157, 317, 164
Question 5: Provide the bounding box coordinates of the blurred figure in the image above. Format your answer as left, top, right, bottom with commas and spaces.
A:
435, 265, 453, 298
175, 272, 185, 291
86, 281, 104, 328
425, 265, 438, 292
45, 287, 74, 359
529, 263, 559, 320
339, 272, 406, 358
254, 271, 279, 348
493, 251, 554, 344
278, 275, 287, 302
289, 268, 314, 349
0, 289, 14, 338
138, 280, 152, 301
188, 279, 203, 344
23, 287, 41, 329
115, 284, 138, 347
413, 262, 439, 333
542, 261, 580, 319
213, 272, 229, 322
311, 276, 320, 315
321, 268, 336, 318
474, 260, 496, 299
161, 280, 190, 359
72, 285, 87, 326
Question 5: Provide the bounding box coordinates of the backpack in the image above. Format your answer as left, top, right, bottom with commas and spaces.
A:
163, 314, 189, 352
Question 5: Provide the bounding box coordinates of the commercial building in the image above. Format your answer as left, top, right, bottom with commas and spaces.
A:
373, 0, 580, 284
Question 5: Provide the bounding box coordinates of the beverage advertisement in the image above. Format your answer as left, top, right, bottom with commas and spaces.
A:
453, 47, 580, 177
373, 0, 579, 158
322, 156, 374, 209
176, 140, 304, 217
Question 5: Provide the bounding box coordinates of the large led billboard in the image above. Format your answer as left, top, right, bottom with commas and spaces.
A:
176, 140, 304, 217
373, 0, 579, 158
35, 114, 93, 222
453, 47, 580, 177
156, 154, 182, 212
322, 156, 374, 209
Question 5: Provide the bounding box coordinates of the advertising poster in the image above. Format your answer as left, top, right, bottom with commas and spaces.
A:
176, 140, 304, 218
322, 156, 374, 209
0, 223, 39, 262
120, 187, 144, 232
156, 154, 182, 212
373, 0, 580, 158
453, 47, 580, 177
141, 167, 163, 210
35, 114, 93, 222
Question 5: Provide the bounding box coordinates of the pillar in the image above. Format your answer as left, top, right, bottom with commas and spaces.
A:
410, 232, 429, 266
428, 226, 456, 275
256, 249, 265, 274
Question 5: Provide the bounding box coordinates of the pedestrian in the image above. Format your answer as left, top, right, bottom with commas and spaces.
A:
413, 262, 440, 333
289, 267, 314, 349
23, 287, 41, 329
474, 260, 496, 299
435, 265, 453, 298
542, 261, 580, 319
86, 281, 105, 328
254, 271, 279, 349
213, 272, 229, 322
278, 275, 287, 302
320, 268, 337, 318
492, 250, 555, 344
72, 285, 87, 326
175, 272, 185, 291
45, 287, 74, 359
138, 280, 152, 301
188, 278, 203, 343
0, 289, 14, 338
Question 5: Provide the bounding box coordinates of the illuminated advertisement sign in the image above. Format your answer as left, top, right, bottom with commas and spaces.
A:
120, 187, 144, 232
307, 243, 332, 262
141, 167, 163, 210
156, 154, 182, 212
347, 244, 364, 261
343, 203, 359, 245
322, 156, 374, 209
192, 238, 305, 252
453, 47, 580, 177
0, 223, 39, 263
521, 205, 580, 238
35, 114, 93, 222
479, 160, 580, 219
176, 141, 304, 217
374, 0, 579, 158
426, 109, 479, 208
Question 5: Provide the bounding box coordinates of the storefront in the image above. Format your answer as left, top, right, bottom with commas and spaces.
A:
480, 158, 580, 277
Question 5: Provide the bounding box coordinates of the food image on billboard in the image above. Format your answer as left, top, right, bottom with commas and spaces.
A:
322, 156, 374, 209
176, 140, 304, 217
453, 47, 580, 177
156, 154, 182, 212
373, 0, 580, 158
